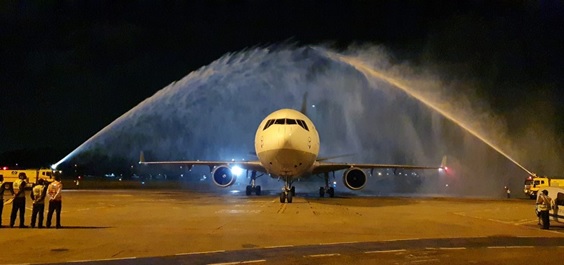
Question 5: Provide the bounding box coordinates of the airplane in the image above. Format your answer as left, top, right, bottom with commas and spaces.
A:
140, 97, 446, 203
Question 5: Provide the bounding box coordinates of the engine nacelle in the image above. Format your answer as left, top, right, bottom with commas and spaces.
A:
212, 165, 236, 187
343, 167, 367, 190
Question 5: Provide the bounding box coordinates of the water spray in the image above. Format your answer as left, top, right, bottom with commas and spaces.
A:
51, 105, 142, 169
320, 49, 537, 177
53, 44, 545, 188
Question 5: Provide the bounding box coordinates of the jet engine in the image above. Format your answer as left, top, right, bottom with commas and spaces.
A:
212, 165, 236, 187
343, 167, 367, 190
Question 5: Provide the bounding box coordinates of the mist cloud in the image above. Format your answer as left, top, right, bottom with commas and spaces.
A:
59, 44, 563, 197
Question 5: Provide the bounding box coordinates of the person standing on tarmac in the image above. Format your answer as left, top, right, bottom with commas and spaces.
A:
30, 179, 48, 228
46, 175, 63, 229
536, 189, 553, 229
10, 173, 27, 228
0, 176, 15, 228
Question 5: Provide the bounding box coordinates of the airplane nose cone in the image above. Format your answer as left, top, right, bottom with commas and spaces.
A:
281, 132, 298, 149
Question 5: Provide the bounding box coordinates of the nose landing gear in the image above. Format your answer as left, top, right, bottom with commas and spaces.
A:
279, 177, 295, 203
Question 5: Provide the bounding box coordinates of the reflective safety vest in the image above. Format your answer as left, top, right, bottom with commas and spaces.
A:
33, 185, 45, 204
537, 194, 550, 211
13, 179, 26, 198
48, 181, 62, 201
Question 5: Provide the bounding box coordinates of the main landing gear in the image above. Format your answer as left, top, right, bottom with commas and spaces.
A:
245, 170, 263, 196
279, 177, 296, 203
246, 185, 261, 195
319, 172, 335, 198
319, 186, 335, 197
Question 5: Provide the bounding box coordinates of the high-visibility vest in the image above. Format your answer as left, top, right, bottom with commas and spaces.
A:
13, 179, 26, 198
538, 195, 549, 211
32, 185, 45, 204
48, 181, 62, 201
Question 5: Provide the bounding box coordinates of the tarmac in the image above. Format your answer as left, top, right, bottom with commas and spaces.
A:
0, 189, 563, 264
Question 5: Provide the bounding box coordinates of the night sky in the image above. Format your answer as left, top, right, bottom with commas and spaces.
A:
1, 1, 563, 168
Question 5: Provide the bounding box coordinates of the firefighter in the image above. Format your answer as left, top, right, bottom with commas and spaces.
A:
30, 179, 48, 228
46, 175, 63, 229
10, 173, 27, 228
536, 189, 552, 229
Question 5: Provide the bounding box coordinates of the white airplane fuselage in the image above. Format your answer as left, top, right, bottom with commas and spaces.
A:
254, 109, 320, 179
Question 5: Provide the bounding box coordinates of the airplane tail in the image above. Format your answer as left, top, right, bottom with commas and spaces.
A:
300, 92, 308, 115
440, 155, 447, 170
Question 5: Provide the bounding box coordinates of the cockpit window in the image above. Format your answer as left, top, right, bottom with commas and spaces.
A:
297, 119, 309, 131
262, 118, 309, 131
286, 119, 297, 125
263, 119, 275, 130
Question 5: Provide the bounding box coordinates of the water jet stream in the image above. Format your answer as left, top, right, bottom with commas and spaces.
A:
52, 107, 137, 169
53, 45, 539, 186
323, 50, 535, 177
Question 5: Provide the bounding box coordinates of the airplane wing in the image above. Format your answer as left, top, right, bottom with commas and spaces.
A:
138, 152, 267, 173
311, 156, 447, 175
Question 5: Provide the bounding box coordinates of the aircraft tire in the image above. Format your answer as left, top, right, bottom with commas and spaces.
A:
255, 185, 261, 195
328, 187, 335, 198
280, 192, 286, 203
287, 191, 293, 203
319, 187, 325, 197
246, 185, 252, 196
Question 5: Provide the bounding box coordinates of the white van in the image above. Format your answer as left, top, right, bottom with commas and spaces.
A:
542, 187, 564, 224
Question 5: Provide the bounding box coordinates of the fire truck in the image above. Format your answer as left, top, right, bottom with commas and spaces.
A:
0, 168, 55, 190
524, 175, 564, 199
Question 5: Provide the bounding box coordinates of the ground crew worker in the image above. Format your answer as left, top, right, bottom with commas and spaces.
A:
30, 179, 48, 228
536, 189, 552, 229
10, 173, 27, 228
46, 175, 63, 229
1, 176, 15, 227
506, 187, 511, 198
